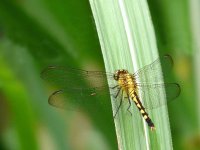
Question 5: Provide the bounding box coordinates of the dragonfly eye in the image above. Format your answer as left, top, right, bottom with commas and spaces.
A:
113, 73, 119, 81
121, 69, 128, 73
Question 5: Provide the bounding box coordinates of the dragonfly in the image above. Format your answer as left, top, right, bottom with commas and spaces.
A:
41, 55, 180, 131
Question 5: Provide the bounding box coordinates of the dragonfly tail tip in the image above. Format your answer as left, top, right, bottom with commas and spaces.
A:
150, 126, 156, 131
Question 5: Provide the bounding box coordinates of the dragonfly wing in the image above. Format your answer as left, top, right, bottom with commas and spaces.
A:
136, 83, 180, 109
48, 86, 120, 112
133, 55, 174, 82
41, 66, 114, 88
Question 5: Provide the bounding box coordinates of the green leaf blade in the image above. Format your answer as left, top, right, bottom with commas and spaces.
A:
89, 0, 173, 149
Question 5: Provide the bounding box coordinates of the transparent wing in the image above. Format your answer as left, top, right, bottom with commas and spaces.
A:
41, 66, 121, 111
41, 55, 180, 111
133, 55, 174, 82
48, 86, 120, 111
41, 66, 114, 88
136, 83, 181, 109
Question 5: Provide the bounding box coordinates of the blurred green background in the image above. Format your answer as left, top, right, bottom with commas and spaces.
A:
0, 0, 199, 150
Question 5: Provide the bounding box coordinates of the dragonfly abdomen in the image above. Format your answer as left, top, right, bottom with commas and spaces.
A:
129, 90, 155, 131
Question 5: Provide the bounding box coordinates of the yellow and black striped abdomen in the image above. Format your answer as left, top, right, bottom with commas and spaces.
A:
128, 89, 155, 131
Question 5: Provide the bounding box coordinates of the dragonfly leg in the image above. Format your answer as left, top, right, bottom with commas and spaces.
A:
114, 87, 121, 98
114, 90, 123, 118
111, 85, 119, 89
127, 96, 132, 116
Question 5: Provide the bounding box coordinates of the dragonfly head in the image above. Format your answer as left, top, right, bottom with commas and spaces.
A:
113, 69, 128, 81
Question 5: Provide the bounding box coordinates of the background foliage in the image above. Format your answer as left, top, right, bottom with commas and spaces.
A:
0, 0, 199, 150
